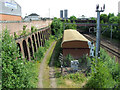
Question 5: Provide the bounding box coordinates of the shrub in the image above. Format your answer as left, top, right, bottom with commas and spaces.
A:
2, 28, 38, 88
64, 54, 74, 67
86, 58, 116, 88
51, 17, 63, 37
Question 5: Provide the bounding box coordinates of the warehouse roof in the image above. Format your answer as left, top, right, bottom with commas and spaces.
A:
61, 29, 90, 48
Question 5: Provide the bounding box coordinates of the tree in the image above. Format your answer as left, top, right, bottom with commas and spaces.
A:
108, 13, 114, 20
100, 14, 108, 23
70, 15, 77, 21
51, 17, 63, 37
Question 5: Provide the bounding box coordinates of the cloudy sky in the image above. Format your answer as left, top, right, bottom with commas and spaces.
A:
15, 0, 120, 18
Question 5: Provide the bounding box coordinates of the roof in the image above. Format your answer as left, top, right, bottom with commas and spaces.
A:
61, 29, 89, 48
28, 13, 39, 16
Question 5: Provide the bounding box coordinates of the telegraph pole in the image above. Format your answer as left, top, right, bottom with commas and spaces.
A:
96, 4, 105, 58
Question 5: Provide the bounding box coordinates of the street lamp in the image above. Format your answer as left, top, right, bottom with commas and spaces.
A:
95, 4, 105, 58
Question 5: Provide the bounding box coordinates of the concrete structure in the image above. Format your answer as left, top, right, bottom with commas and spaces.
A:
119, 1, 120, 13
24, 13, 40, 21
64, 9, 68, 19
61, 29, 91, 59
60, 10, 63, 19
0, 0, 22, 21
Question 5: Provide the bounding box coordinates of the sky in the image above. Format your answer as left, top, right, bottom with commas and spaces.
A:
15, 0, 120, 18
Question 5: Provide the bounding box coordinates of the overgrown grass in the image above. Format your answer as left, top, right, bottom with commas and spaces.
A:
55, 70, 87, 88
51, 38, 62, 67
43, 41, 56, 88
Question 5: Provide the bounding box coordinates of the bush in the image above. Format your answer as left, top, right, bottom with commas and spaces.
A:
64, 54, 74, 67
2, 28, 38, 88
86, 58, 116, 88
85, 48, 120, 88
51, 17, 63, 38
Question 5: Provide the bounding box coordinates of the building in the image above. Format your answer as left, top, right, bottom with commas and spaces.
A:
24, 13, 40, 21
118, 1, 120, 13
61, 29, 92, 59
0, 0, 22, 21
64, 9, 68, 19
60, 10, 63, 19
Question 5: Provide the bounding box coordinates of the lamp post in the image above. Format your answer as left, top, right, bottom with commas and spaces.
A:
96, 4, 105, 58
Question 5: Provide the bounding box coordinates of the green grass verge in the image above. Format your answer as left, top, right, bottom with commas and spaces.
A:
43, 41, 56, 88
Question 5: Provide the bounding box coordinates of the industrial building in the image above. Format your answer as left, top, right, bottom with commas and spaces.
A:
61, 29, 93, 59
24, 13, 40, 21
0, 0, 22, 21
64, 9, 68, 19
60, 10, 63, 19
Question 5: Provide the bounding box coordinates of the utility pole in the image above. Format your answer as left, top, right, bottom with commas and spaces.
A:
95, 4, 105, 58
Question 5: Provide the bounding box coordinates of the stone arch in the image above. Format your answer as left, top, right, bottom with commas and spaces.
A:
28, 37, 33, 58
32, 35, 36, 52
35, 33, 39, 48
17, 43, 21, 56
22, 40, 29, 60
38, 32, 41, 46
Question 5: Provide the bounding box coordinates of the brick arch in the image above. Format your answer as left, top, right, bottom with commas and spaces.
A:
41, 31, 44, 47
22, 40, 29, 60
32, 35, 37, 52
35, 33, 39, 48
42, 31, 45, 46
17, 43, 21, 56
28, 37, 33, 58
38, 32, 41, 46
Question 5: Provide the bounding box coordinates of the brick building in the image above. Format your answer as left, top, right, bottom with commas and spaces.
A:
0, 0, 22, 21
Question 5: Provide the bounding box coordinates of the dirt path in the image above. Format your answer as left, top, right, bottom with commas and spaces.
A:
38, 41, 56, 88
49, 48, 57, 88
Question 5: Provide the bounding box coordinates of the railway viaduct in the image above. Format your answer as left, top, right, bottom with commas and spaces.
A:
1, 20, 52, 60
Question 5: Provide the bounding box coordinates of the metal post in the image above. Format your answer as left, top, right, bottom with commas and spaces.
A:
96, 11, 101, 58
95, 4, 105, 59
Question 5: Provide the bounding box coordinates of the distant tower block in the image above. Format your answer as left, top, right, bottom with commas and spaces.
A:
118, 1, 120, 13
64, 9, 68, 19
60, 10, 63, 19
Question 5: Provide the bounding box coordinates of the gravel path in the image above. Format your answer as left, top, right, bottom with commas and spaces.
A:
38, 41, 55, 88
49, 47, 57, 88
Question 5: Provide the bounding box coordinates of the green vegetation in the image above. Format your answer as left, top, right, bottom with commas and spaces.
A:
52, 36, 120, 88
51, 17, 63, 38
100, 13, 120, 40
1, 28, 55, 88
34, 36, 55, 62
0, 35, 1, 90
69, 15, 77, 21
51, 17, 77, 38
2, 28, 39, 88
43, 41, 56, 88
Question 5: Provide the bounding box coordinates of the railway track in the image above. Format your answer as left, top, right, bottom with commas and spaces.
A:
83, 34, 120, 59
